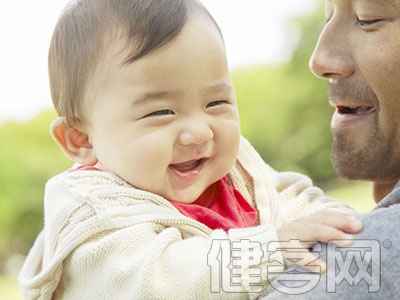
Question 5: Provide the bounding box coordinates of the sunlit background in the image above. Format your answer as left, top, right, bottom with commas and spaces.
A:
0, 1, 375, 299
0, 0, 318, 122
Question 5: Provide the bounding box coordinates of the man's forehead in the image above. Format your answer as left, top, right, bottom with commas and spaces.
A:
339, 0, 398, 5
327, 0, 400, 10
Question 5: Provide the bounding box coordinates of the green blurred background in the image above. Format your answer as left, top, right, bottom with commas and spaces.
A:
0, 4, 375, 299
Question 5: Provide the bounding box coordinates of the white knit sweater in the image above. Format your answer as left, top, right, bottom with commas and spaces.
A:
19, 137, 353, 300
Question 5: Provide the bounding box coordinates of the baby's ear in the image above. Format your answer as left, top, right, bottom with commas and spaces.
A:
50, 117, 97, 166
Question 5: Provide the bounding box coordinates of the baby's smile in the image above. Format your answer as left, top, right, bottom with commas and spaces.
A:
169, 158, 208, 180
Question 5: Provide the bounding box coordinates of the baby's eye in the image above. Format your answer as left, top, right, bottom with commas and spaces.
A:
145, 109, 175, 117
206, 100, 228, 108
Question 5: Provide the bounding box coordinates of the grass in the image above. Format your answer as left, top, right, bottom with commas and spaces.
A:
0, 180, 376, 299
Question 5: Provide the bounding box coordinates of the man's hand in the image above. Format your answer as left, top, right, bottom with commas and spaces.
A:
277, 210, 363, 273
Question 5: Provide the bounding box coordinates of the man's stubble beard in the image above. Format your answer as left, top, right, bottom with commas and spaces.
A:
331, 128, 397, 181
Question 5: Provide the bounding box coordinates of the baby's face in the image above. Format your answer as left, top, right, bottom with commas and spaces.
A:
82, 14, 240, 203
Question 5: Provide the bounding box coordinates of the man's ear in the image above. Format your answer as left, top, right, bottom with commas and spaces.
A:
50, 117, 98, 166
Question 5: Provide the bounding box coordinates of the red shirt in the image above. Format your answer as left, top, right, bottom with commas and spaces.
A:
169, 177, 258, 231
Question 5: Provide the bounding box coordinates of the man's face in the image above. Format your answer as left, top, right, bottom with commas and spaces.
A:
309, 0, 400, 182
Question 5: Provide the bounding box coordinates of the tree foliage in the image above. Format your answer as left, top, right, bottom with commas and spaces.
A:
0, 111, 71, 271
232, 3, 332, 180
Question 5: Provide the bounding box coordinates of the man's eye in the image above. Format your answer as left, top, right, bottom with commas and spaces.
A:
146, 109, 175, 117
357, 18, 382, 27
206, 100, 228, 108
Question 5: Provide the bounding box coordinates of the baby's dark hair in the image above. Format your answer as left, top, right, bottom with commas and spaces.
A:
49, 0, 219, 127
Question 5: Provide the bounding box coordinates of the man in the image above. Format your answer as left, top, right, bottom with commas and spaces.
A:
259, 0, 400, 298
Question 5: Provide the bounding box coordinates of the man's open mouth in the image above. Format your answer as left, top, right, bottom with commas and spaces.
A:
337, 105, 374, 115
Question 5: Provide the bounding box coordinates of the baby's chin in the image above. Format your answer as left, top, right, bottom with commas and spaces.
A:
115, 173, 209, 203
165, 195, 198, 204
163, 189, 204, 204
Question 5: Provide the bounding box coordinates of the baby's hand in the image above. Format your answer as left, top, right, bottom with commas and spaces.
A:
277, 210, 362, 273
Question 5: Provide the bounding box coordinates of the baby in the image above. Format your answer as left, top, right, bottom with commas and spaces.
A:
19, 0, 361, 299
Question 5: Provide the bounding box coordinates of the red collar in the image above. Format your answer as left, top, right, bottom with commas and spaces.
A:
169, 177, 258, 231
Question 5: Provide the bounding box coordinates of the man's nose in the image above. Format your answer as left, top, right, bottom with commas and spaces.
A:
309, 19, 354, 80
